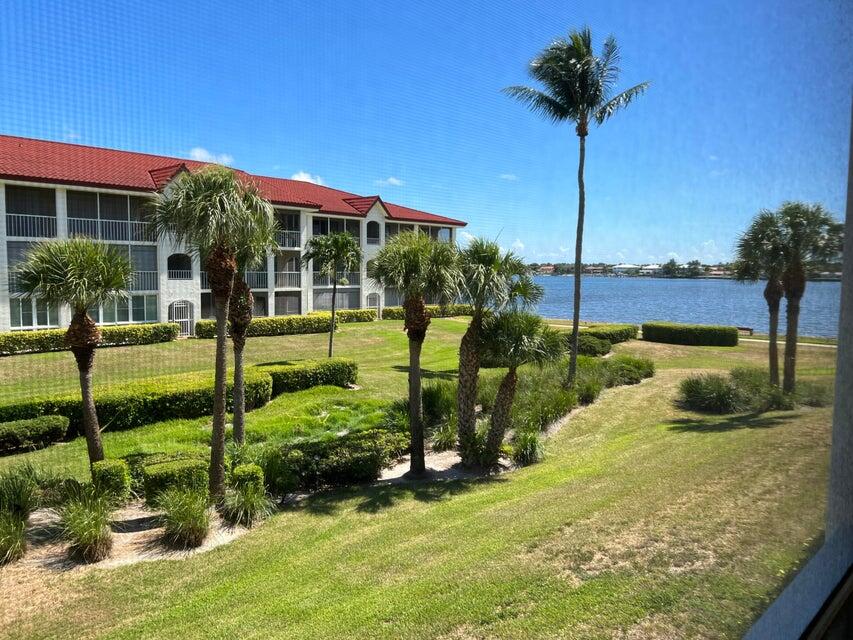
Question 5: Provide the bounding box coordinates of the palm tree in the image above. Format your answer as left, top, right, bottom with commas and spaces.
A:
16, 238, 131, 465
230, 224, 278, 446
368, 231, 460, 476
456, 238, 542, 465
776, 202, 844, 393
148, 166, 275, 497
479, 311, 563, 466
301, 232, 363, 358
504, 27, 649, 384
733, 211, 786, 386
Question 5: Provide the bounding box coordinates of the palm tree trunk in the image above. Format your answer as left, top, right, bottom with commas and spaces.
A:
783, 294, 802, 394
67, 311, 104, 465
329, 278, 337, 358
456, 315, 481, 465
568, 133, 587, 384
232, 337, 245, 445
209, 294, 230, 498
763, 278, 783, 386
485, 367, 518, 466
408, 336, 426, 475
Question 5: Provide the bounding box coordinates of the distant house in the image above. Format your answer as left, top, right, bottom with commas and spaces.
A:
584, 265, 606, 275
538, 264, 555, 275
705, 267, 731, 278
639, 264, 661, 276
612, 263, 640, 275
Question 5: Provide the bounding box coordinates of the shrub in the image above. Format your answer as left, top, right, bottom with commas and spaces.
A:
230, 463, 264, 492
319, 309, 377, 323
575, 376, 604, 405
256, 359, 357, 396
580, 323, 638, 344
431, 420, 457, 452
0, 322, 179, 356
0, 466, 39, 519
381, 304, 473, 320
0, 513, 27, 564
91, 459, 131, 503
795, 379, 834, 408
143, 459, 208, 505
511, 430, 545, 466
604, 355, 655, 387
679, 374, 746, 414
0, 415, 68, 454
123, 450, 207, 495
567, 333, 611, 356
642, 321, 738, 346
221, 464, 271, 527
59, 486, 113, 562
158, 488, 210, 548
195, 313, 334, 338
422, 380, 456, 428
0, 369, 273, 437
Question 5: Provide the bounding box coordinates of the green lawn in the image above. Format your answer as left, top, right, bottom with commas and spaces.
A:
0, 319, 838, 639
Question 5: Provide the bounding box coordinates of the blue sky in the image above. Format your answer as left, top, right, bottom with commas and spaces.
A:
2, 0, 850, 263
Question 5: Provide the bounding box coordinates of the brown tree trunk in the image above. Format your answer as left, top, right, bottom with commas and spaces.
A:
782, 266, 806, 394
232, 339, 245, 444
67, 311, 104, 465
763, 278, 783, 386
456, 314, 482, 465
403, 296, 430, 476
568, 132, 587, 385
329, 278, 337, 358
485, 367, 518, 466
229, 277, 253, 445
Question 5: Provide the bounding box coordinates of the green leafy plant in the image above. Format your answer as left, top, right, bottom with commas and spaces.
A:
158, 488, 210, 548
642, 322, 739, 346
91, 459, 131, 504
0, 415, 68, 454
431, 420, 457, 452
380, 304, 473, 320
0, 322, 179, 356
59, 485, 113, 562
221, 464, 272, 527
143, 459, 208, 505
678, 374, 746, 414
0, 512, 27, 564
422, 380, 456, 428
0, 465, 39, 520
255, 359, 357, 396
511, 430, 545, 466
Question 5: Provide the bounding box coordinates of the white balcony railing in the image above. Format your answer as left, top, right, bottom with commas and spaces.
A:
274, 271, 301, 288
200, 271, 209, 290
131, 271, 159, 291
313, 271, 360, 287
244, 271, 268, 289
67, 217, 155, 242
276, 230, 300, 248
168, 270, 193, 280
6, 214, 57, 238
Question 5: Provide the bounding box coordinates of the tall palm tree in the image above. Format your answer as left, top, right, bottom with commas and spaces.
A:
148, 166, 275, 497
479, 311, 563, 466
368, 231, 460, 476
733, 211, 786, 386
776, 202, 843, 393
456, 238, 542, 465
16, 238, 131, 465
230, 223, 278, 446
301, 232, 363, 358
504, 27, 649, 384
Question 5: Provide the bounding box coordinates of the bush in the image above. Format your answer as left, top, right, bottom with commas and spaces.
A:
511, 430, 545, 466
221, 464, 271, 527
123, 450, 207, 495
0, 415, 68, 454
256, 359, 357, 396
0, 513, 27, 564
604, 355, 655, 387
381, 304, 473, 320
795, 379, 834, 408
642, 321, 738, 346
59, 486, 113, 562
431, 420, 457, 452
91, 459, 131, 503
143, 459, 208, 505
0, 369, 273, 438
580, 323, 638, 344
195, 313, 334, 338
230, 463, 264, 492
575, 376, 604, 405
317, 309, 377, 323
158, 488, 210, 548
0, 466, 39, 519
0, 322, 179, 356
567, 333, 611, 356
679, 374, 746, 414
422, 380, 456, 428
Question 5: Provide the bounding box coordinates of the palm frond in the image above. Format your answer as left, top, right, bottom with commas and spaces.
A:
502, 86, 571, 124
594, 82, 650, 125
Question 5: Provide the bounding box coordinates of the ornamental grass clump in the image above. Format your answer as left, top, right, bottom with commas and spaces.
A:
0, 512, 27, 564
159, 488, 210, 548
59, 486, 113, 563
511, 430, 545, 466
0, 465, 39, 520
220, 464, 272, 528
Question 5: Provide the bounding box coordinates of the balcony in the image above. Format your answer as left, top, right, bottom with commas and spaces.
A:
6, 214, 57, 238
67, 218, 155, 242
313, 271, 360, 287
200, 271, 268, 290
274, 271, 301, 288
167, 270, 193, 280
131, 271, 159, 291
276, 230, 300, 248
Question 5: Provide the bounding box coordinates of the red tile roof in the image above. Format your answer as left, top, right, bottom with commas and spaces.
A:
0, 135, 466, 226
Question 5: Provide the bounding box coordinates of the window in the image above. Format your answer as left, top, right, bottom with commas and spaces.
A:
275, 292, 300, 315
67, 190, 98, 219
312, 216, 359, 239
252, 294, 268, 317
167, 253, 192, 278
5, 185, 56, 216
9, 297, 58, 329
313, 289, 359, 311
367, 221, 381, 244
276, 210, 300, 231
130, 294, 158, 322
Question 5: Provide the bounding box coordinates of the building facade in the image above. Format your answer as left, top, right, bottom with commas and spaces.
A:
0, 136, 466, 335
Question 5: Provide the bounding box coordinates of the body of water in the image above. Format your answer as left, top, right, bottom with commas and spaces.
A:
533, 276, 842, 337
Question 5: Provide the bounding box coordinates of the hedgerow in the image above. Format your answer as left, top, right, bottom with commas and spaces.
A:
255, 359, 357, 395
381, 303, 473, 320
0, 416, 69, 454
579, 323, 638, 344
642, 321, 738, 346
0, 322, 180, 356
142, 459, 208, 504
195, 313, 334, 338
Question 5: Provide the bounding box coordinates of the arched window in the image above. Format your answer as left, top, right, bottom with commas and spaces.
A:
367, 221, 381, 245
167, 253, 192, 279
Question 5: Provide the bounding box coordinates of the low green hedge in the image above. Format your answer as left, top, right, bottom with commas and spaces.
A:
580, 323, 638, 344
195, 313, 334, 338
230, 463, 264, 491
142, 459, 208, 504
381, 303, 473, 320
256, 359, 358, 396
567, 333, 612, 356
0, 369, 273, 438
311, 309, 377, 323
91, 459, 131, 502
0, 322, 180, 356
0, 415, 69, 454
642, 321, 738, 346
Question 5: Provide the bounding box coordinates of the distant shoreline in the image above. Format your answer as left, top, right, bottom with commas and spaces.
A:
535, 273, 842, 282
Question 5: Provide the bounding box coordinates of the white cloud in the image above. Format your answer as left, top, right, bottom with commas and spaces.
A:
511, 239, 525, 252
189, 147, 234, 165
666, 251, 680, 260
459, 230, 476, 245
290, 171, 324, 185
559, 246, 571, 254
708, 154, 718, 161
375, 176, 404, 187
499, 173, 518, 181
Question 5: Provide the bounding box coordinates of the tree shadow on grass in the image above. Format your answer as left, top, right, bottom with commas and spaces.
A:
390, 365, 457, 381
667, 411, 798, 433
292, 474, 505, 517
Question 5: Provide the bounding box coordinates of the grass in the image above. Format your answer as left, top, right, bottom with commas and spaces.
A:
0, 318, 838, 639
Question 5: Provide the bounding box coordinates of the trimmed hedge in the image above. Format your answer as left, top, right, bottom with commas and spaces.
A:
0, 415, 69, 454
0, 322, 180, 356
580, 323, 638, 344
567, 333, 612, 356
91, 459, 131, 502
381, 303, 473, 320
195, 313, 334, 338
256, 359, 358, 396
142, 459, 208, 504
642, 321, 738, 346
0, 369, 273, 437
312, 309, 377, 323
230, 463, 264, 491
